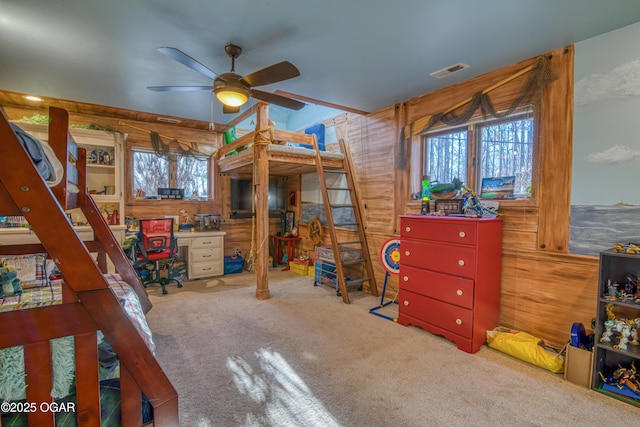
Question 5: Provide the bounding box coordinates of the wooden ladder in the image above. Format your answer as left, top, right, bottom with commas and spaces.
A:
312, 137, 378, 303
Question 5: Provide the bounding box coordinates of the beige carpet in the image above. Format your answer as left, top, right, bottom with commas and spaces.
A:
144, 269, 639, 426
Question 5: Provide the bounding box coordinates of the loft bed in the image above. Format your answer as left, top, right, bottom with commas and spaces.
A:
216, 104, 349, 300
217, 111, 344, 178
0, 107, 178, 426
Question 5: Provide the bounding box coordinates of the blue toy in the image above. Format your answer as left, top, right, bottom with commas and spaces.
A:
0, 264, 23, 299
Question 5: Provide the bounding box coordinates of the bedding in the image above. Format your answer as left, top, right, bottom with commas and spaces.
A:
0, 273, 155, 402
9, 123, 64, 187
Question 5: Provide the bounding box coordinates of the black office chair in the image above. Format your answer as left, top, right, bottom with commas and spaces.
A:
133, 217, 182, 294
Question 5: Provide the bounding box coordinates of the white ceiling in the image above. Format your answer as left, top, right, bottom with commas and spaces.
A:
2, 0, 640, 127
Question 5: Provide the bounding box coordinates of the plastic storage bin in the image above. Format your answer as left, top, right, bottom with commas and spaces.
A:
315, 245, 362, 263
224, 256, 244, 274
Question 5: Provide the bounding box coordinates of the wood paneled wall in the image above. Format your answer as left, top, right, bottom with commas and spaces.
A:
339, 46, 590, 347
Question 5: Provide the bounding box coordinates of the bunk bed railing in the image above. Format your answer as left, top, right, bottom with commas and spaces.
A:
216, 127, 315, 159
0, 107, 178, 426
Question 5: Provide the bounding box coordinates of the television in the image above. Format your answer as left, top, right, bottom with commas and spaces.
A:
230, 178, 286, 211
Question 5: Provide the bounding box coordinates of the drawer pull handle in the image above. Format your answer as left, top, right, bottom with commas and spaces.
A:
456, 289, 463, 296
458, 259, 465, 266
202, 255, 212, 258
455, 319, 462, 325
459, 231, 466, 238
405, 226, 411, 232
202, 241, 212, 245
405, 250, 411, 257
403, 300, 409, 306
403, 276, 409, 282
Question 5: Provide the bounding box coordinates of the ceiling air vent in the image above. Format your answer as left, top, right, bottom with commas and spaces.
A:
430, 62, 469, 79
157, 117, 181, 124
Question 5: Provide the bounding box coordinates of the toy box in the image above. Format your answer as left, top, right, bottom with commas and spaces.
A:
224, 256, 244, 274
289, 261, 308, 275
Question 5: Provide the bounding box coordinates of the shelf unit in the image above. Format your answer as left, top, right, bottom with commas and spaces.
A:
591, 249, 640, 407
74, 127, 124, 226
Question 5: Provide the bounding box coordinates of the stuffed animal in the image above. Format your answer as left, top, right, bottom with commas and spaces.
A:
0, 265, 23, 299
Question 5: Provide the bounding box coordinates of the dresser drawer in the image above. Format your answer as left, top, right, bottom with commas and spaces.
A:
402, 239, 476, 277
399, 265, 474, 309
400, 290, 473, 338
191, 236, 222, 249
401, 217, 477, 245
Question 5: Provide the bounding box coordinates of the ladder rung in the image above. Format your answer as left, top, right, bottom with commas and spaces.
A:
345, 278, 368, 287
330, 204, 353, 208
342, 258, 365, 266
338, 241, 361, 245
327, 187, 350, 190
324, 170, 345, 174
334, 223, 357, 227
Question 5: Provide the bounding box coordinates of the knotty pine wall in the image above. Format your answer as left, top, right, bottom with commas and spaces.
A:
2, 44, 594, 347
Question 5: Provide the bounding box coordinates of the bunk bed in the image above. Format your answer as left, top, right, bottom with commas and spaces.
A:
0, 107, 178, 426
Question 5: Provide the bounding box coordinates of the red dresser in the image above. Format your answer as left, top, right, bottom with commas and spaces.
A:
398, 215, 503, 353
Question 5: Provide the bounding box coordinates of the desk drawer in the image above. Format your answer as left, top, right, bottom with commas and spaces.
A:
399, 265, 474, 309
191, 261, 223, 277
191, 236, 222, 249
399, 290, 473, 338
191, 247, 221, 262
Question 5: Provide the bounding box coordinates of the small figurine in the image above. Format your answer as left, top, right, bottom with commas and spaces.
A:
180, 209, 193, 225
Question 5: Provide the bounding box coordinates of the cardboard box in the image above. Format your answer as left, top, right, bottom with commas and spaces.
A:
564, 345, 593, 388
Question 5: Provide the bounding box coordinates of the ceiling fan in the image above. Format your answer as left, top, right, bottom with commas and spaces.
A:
148, 44, 305, 114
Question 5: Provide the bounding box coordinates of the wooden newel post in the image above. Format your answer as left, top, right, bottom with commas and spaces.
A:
254, 104, 270, 300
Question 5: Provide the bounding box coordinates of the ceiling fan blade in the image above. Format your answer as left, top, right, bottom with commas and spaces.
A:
223, 104, 241, 114
250, 89, 305, 110
157, 47, 218, 80
147, 85, 213, 92
241, 61, 300, 87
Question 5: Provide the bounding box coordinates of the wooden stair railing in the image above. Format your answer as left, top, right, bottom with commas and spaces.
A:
313, 137, 378, 303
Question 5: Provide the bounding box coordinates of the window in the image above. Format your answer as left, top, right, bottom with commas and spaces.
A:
423, 128, 467, 185
478, 115, 533, 196
422, 112, 534, 199
132, 150, 210, 199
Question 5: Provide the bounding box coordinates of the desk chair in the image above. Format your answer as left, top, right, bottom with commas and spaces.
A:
134, 218, 182, 294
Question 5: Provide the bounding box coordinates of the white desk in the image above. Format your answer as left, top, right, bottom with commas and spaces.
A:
175, 230, 226, 279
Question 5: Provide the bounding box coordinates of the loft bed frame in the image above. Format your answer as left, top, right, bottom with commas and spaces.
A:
216, 104, 347, 300
0, 107, 178, 426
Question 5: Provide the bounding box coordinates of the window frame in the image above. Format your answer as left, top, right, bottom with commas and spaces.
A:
129, 147, 213, 202
418, 108, 537, 206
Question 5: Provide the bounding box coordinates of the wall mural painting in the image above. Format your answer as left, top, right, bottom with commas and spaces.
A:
571, 26, 640, 256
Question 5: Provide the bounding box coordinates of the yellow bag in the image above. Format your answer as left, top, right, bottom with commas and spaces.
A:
486, 327, 565, 374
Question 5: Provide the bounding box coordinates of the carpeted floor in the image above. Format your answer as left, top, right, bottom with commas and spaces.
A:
144, 268, 639, 427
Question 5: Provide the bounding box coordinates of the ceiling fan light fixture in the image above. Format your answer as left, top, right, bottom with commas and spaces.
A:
215, 89, 249, 107
214, 75, 250, 107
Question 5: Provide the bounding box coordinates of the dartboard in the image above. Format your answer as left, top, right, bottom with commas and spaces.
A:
380, 238, 401, 274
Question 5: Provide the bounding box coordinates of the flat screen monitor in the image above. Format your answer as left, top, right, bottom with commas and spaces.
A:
230, 178, 286, 211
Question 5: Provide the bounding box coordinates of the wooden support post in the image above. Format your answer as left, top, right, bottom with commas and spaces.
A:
254, 104, 270, 300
